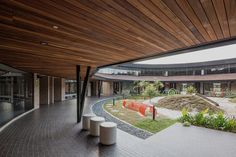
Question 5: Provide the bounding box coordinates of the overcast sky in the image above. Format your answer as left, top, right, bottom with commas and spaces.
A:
135, 43, 236, 65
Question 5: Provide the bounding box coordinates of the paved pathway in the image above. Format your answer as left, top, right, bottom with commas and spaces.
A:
0, 98, 143, 157
136, 123, 236, 157
143, 97, 182, 119
1, 97, 236, 157
207, 97, 236, 117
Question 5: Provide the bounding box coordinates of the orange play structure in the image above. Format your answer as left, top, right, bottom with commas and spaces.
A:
122, 100, 157, 117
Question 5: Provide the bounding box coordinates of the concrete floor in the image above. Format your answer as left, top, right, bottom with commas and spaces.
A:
207, 97, 236, 117
0, 97, 236, 157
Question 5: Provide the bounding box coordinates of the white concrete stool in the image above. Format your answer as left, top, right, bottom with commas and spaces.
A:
82, 113, 96, 130
99, 122, 117, 145
90, 116, 105, 136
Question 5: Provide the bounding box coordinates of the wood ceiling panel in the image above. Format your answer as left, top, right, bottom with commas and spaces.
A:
102, 0, 184, 49
187, 0, 217, 40
200, 0, 224, 39
224, 0, 236, 36
212, 0, 230, 38
0, 0, 235, 79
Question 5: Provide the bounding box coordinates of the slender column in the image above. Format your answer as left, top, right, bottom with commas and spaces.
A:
10, 77, 14, 103
228, 81, 231, 91
76, 65, 81, 123
98, 80, 102, 98
200, 82, 204, 95
79, 66, 91, 120
40, 76, 50, 105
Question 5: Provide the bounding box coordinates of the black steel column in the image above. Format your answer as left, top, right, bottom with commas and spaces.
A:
76, 65, 81, 123
98, 80, 102, 98
79, 66, 91, 120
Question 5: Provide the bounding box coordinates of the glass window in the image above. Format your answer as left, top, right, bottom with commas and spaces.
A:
0, 66, 33, 127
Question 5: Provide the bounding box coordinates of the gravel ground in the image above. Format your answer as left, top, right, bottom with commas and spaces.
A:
207, 97, 236, 117
91, 99, 153, 139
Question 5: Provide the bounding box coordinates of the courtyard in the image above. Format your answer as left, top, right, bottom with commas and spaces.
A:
1, 0, 236, 157
1, 97, 236, 157
100, 88, 236, 136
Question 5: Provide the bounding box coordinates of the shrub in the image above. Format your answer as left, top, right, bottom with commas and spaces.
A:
186, 86, 197, 94
183, 121, 191, 127
192, 109, 208, 126
179, 108, 236, 132
179, 108, 193, 123
225, 119, 236, 131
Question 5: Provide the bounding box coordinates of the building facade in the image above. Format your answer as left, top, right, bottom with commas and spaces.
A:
94, 59, 236, 97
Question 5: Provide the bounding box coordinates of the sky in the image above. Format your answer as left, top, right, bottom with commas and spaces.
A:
135, 43, 236, 65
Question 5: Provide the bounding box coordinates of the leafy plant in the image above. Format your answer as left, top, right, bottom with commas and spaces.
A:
186, 86, 197, 94
168, 88, 177, 95
212, 112, 226, 130
179, 108, 236, 132
225, 119, 236, 131
133, 81, 164, 95
179, 108, 192, 123
153, 80, 164, 90
142, 84, 158, 102
193, 108, 209, 126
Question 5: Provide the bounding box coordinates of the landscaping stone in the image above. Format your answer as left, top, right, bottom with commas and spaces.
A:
92, 99, 153, 139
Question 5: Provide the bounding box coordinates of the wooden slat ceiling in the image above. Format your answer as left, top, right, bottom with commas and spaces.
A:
0, 0, 236, 79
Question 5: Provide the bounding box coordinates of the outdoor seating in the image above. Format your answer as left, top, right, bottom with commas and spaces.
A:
90, 116, 105, 136
99, 122, 117, 145
82, 113, 96, 130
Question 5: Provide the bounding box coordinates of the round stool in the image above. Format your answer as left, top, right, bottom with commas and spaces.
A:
82, 113, 96, 130
90, 117, 105, 136
99, 122, 117, 145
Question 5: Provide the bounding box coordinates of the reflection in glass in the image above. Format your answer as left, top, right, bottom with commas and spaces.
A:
0, 65, 33, 127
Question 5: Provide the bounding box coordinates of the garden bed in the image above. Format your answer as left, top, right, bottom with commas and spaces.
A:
179, 108, 236, 133
92, 99, 153, 139
103, 99, 176, 134
157, 95, 223, 113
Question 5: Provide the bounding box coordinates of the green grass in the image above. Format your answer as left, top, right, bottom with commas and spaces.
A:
134, 119, 176, 133
127, 95, 146, 100
127, 94, 167, 100
104, 99, 176, 133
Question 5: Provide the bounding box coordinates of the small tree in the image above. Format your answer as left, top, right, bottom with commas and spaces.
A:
142, 84, 158, 120
139, 81, 149, 89
154, 80, 164, 93
133, 81, 141, 94
133, 81, 149, 94
142, 84, 158, 102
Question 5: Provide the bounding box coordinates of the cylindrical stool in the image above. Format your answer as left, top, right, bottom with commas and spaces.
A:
82, 114, 96, 130
100, 122, 117, 145
90, 117, 105, 136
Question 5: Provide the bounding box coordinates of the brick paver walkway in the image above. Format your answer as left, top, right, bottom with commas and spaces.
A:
0, 98, 143, 157
1, 97, 236, 157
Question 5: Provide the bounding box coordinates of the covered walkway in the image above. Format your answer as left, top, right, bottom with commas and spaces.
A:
1, 98, 236, 157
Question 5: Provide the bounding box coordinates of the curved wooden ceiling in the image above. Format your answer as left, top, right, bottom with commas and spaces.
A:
0, 0, 236, 79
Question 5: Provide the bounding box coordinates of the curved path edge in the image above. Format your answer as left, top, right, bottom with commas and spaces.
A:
91, 98, 153, 139
0, 108, 37, 132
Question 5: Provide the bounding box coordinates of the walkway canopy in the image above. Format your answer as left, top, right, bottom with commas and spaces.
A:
0, 0, 236, 79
